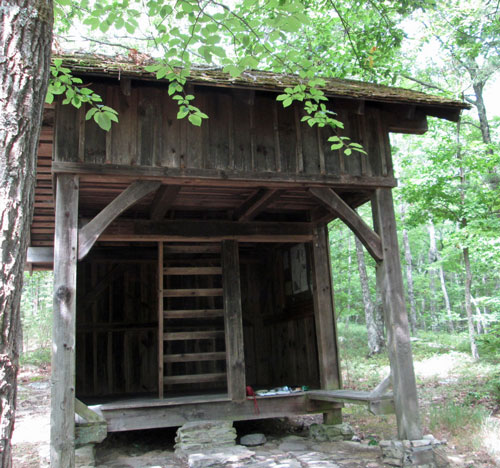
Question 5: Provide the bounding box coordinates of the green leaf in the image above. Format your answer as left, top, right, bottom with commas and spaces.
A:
86, 108, 98, 120
188, 114, 202, 126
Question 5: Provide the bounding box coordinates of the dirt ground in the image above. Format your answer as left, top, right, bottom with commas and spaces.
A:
12, 363, 499, 468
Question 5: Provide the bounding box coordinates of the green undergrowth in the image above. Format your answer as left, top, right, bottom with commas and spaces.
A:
20, 347, 51, 367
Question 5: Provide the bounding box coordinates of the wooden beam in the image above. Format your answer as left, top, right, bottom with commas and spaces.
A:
371, 188, 422, 440
150, 185, 181, 220
51, 174, 79, 468
157, 242, 164, 399
78, 180, 161, 260
310, 225, 341, 391
51, 161, 398, 189
233, 188, 282, 221
26, 246, 53, 264
309, 187, 383, 262
222, 240, 246, 401
99, 394, 341, 432
97, 219, 314, 243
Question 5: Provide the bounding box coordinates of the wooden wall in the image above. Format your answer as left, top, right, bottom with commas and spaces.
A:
241, 244, 320, 390
75, 243, 320, 400
55, 82, 392, 181
75, 257, 157, 398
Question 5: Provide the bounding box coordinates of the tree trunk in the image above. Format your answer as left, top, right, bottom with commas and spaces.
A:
0, 2, 53, 466
456, 119, 480, 361
463, 247, 480, 360
428, 223, 454, 332
400, 204, 418, 334
354, 236, 384, 355
427, 240, 438, 331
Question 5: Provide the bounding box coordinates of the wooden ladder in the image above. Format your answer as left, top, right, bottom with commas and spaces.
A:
158, 243, 227, 398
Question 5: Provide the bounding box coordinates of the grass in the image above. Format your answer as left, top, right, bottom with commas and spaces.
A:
429, 403, 489, 439
337, 322, 500, 466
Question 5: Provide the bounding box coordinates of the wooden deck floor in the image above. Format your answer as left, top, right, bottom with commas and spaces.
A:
89, 392, 341, 432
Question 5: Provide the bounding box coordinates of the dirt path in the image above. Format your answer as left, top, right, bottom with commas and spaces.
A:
12, 361, 499, 467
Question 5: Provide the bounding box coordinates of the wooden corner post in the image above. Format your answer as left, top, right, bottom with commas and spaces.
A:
221, 239, 246, 401
311, 225, 342, 424
51, 174, 79, 467
371, 188, 422, 440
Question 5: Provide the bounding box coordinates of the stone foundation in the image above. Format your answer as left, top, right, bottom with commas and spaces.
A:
175, 421, 237, 454
309, 422, 354, 442
379, 436, 449, 468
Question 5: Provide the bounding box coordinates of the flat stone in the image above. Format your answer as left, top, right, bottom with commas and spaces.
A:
278, 441, 308, 451
76, 444, 96, 468
240, 433, 267, 446
187, 446, 255, 468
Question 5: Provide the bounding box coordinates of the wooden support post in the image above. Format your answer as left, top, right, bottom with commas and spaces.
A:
158, 242, 164, 398
371, 188, 422, 440
311, 225, 342, 424
221, 240, 246, 401
51, 174, 79, 468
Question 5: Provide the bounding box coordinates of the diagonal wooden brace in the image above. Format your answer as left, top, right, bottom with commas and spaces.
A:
308, 187, 383, 262
78, 180, 161, 260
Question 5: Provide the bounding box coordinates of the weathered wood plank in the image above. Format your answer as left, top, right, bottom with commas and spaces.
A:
371, 188, 422, 440
307, 390, 393, 403
233, 188, 282, 221
101, 219, 314, 243
163, 267, 222, 275
54, 100, 79, 163
150, 185, 181, 221
164, 373, 226, 385
158, 242, 164, 398
164, 352, 226, 363
26, 246, 53, 264
51, 174, 79, 467
164, 309, 224, 318
222, 240, 246, 401
164, 330, 225, 340
163, 288, 223, 297
310, 226, 341, 390
52, 161, 398, 188
78, 180, 161, 259
308, 187, 383, 262
100, 393, 340, 432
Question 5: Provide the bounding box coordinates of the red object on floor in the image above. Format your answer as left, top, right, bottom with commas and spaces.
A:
246, 386, 260, 414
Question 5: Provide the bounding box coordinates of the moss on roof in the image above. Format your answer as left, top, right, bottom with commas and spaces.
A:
55, 53, 469, 111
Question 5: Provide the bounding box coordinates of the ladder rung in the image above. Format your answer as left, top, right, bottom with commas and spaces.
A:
164, 309, 224, 319
163, 288, 223, 297
164, 330, 225, 341
163, 267, 222, 275
164, 373, 227, 384
164, 245, 221, 254
164, 352, 227, 363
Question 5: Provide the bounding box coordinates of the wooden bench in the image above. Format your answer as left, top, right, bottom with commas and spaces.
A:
307, 389, 395, 415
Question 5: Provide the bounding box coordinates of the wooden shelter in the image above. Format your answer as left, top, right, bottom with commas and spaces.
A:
27, 54, 468, 466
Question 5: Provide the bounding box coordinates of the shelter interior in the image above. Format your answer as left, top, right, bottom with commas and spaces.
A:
27, 56, 467, 441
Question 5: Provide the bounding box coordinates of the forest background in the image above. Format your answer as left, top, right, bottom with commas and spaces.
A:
4, 0, 500, 466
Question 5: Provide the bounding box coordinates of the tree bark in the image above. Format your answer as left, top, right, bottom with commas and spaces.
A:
354, 236, 384, 355
400, 204, 418, 334
428, 223, 454, 332
0, 2, 53, 466
456, 119, 480, 361
463, 247, 479, 360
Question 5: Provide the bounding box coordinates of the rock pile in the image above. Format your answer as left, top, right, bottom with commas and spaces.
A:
379, 435, 449, 468
174, 421, 237, 454
309, 423, 354, 442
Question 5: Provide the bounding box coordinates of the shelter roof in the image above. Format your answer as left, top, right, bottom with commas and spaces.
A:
55, 53, 469, 118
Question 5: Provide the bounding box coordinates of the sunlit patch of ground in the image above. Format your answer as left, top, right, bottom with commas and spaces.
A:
413, 351, 472, 380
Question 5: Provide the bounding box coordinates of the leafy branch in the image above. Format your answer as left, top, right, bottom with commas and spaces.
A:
46, 58, 118, 131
